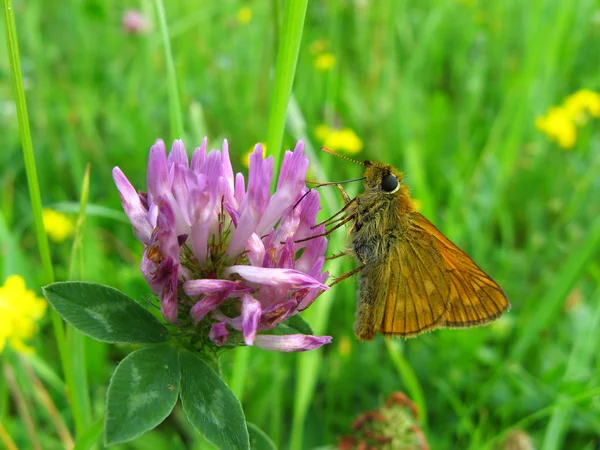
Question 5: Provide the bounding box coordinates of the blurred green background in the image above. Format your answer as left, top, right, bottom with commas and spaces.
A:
2, 0, 600, 449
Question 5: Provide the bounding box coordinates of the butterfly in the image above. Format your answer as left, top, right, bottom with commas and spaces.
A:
305, 150, 510, 341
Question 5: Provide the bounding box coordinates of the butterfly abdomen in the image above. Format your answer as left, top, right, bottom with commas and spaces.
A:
350, 198, 412, 341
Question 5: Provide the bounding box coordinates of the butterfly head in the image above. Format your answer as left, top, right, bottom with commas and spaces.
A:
363, 160, 405, 195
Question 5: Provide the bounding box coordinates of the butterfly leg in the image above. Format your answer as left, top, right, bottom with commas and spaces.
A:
315, 197, 357, 228
328, 264, 365, 288
325, 251, 350, 261
305, 179, 352, 204
294, 214, 355, 244
334, 183, 352, 204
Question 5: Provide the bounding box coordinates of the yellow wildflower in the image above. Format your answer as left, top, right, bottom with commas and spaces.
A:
535, 107, 577, 149
242, 142, 267, 168
316, 125, 364, 154
42, 208, 75, 242
309, 39, 329, 55
314, 124, 330, 142
314, 52, 336, 71
236, 6, 252, 24
563, 89, 600, 123
537, 89, 600, 149
0, 275, 47, 354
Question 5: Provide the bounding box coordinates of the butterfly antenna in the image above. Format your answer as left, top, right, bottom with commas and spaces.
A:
320, 146, 364, 166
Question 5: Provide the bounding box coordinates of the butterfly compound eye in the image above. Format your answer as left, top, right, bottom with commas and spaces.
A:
381, 174, 399, 192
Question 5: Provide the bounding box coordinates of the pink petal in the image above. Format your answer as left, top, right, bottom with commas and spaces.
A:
223, 201, 239, 227
155, 199, 180, 262
221, 140, 235, 197
183, 279, 244, 296
259, 300, 297, 329
219, 176, 236, 212
209, 322, 229, 347
168, 139, 188, 167
234, 172, 246, 205
254, 334, 332, 352
112, 167, 152, 243
225, 266, 329, 290
245, 233, 265, 267
297, 257, 329, 311
160, 268, 179, 324
295, 236, 327, 273
241, 293, 261, 345
140, 249, 157, 291
272, 205, 301, 246
255, 141, 309, 235
147, 140, 170, 198
202, 150, 222, 186
293, 189, 323, 244
189, 293, 226, 324
191, 138, 207, 173
277, 238, 295, 269
227, 145, 273, 257
171, 164, 192, 227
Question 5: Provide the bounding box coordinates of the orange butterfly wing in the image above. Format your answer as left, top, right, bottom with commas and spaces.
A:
409, 212, 510, 328
376, 212, 509, 338
377, 227, 452, 338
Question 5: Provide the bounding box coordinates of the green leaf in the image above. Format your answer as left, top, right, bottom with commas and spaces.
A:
104, 343, 181, 446
269, 314, 314, 336
43, 281, 169, 344
179, 348, 250, 450
248, 423, 277, 450
283, 314, 314, 335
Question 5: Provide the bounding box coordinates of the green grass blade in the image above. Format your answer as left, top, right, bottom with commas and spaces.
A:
66, 165, 92, 436
2, 0, 77, 436
154, 0, 184, 140
68, 165, 91, 280
2, 0, 54, 284
266, 0, 308, 180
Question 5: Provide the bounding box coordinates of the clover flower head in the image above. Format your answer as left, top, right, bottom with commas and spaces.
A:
122, 10, 150, 34
113, 139, 331, 352
338, 392, 429, 450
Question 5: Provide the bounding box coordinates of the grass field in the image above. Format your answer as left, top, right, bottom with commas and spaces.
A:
2, 0, 600, 449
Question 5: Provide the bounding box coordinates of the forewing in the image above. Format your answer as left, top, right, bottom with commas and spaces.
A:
410, 213, 510, 327
380, 230, 451, 337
